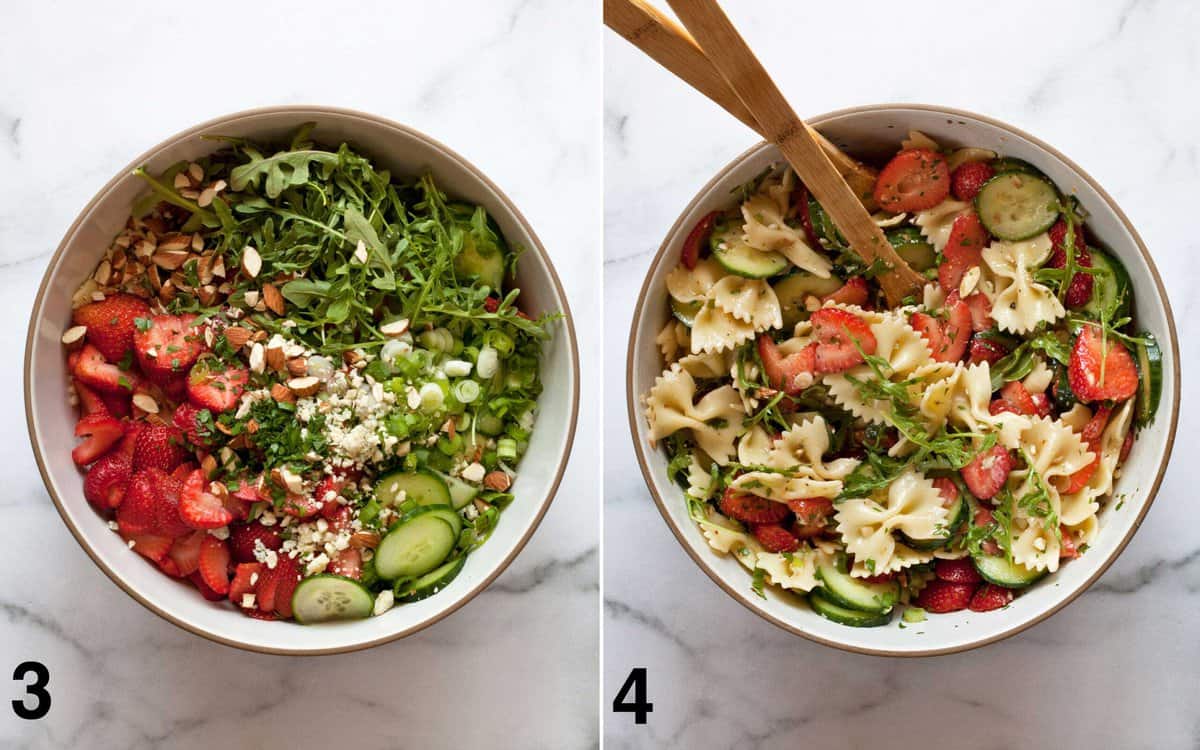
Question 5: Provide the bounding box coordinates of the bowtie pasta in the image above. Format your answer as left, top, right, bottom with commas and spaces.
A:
643, 133, 1162, 628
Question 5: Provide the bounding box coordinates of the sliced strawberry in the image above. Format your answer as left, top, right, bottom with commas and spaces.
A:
71, 293, 151, 363
935, 558, 982, 584
326, 548, 363, 580
751, 523, 800, 553
1030, 392, 1052, 417
937, 212, 989, 293
961, 445, 1013, 500
990, 381, 1037, 416
179, 470, 235, 530
119, 421, 144, 457
271, 555, 302, 619
932, 476, 959, 503
968, 336, 1009, 365
951, 161, 995, 202
131, 424, 188, 473
1068, 325, 1138, 402
1119, 432, 1134, 463
255, 561, 282, 613
810, 307, 876, 373
963, 292, 992, 332
190, 571, 226, 601
197, 535, 231, 596
281, 492, 323, 519
757, 335, 816, 395
872, 149, 950, 212
968, 583, 1014, 612
1064, 405, 1113, 493
321, 503, 353, 530
168, 530, 207, 577
170, 461, 197, 482
821, 276, 870, 307
245, 608, 280, 620
115, 471, 158, 536
100, 390, 132, 418
680, 211, 718, 270
1047, 236, 1094, 308
172, 403, 217, 448
229, 562, 263, 605
231, 477, 264, 504
133, 314, 206, 380
83, 450, 132, 509
73, 344, 129, 394
72, 413, 125, 466
719, 488, 789, 525
787, 497, 833, 538
916, 579, 975, 613
74, 380, 108, 416
1059, 528, 1080, 560
228, 522, 283, 564
911, 299, 970, 363
123, 533, 173, 564
150, 470, 191, 538
186, 356, 249, 414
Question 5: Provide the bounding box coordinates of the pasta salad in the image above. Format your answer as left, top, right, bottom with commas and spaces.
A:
644, 131, 1162, 627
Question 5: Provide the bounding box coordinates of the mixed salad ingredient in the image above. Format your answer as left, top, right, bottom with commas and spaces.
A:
645, 130, 1160, 628
65, 124, 554, 623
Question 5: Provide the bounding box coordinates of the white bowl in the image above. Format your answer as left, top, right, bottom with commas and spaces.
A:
627, 104, 1179, 656
25, 106, 579, 655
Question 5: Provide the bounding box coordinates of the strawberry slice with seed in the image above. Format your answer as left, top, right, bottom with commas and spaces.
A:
751, 523, 800, 553
810, 307, 876, 373
186, 356, 249, 414
680, 211, 718, 270
168, 530, 207, 578
934, 558, 982, 584
960, 445, 1013, 500
1068, 325, 1138, 402
71, 293, 151, 363
821, 276, 870, 307
787, 497, 833, 538
72, 413, 125, 466
968, 583, 1014, 612
197, 535, 231, 596
757, 335, 816, 395
873, 149, 950, 212
228, 562, 264, 605
83, 450, 132, 508
190, 571, 226, 601
719, 488, 789, 525
133, 314, 206, 380
916, 579, 975, 613
272, 556, 303, 619
73, 344, 130, 394
937, 211, 989, 293
180, 470, 235, 530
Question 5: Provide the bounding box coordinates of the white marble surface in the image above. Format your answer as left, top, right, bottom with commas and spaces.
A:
605, 1, 1198, 747
0, 1, 599, 748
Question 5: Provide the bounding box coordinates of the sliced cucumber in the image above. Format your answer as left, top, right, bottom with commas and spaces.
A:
972, 552, 1046, 589
975, 172, 1060, 241
375, 509, 457, 580
454, 232, 506, 292
815, 555, 898, 613
1080, 247, 1132, 322
900, 493, 967, 551
670, 297, 702, 327
887, 227, 937, 272
710, 224, 789, 279
396, 557, 466, 603
291, 574, 374, 624
1134, 333, 1162, 427
809, 588, 892, 627
375, 469, 451, 507
773, 272, 844, 328
475, 410, 504, 437
989, 157, 1046, 178
414, 503, 463, 538
434, 472, 479, 510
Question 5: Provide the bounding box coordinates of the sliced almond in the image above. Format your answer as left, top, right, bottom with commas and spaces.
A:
270, 382, 295, 404
153, 249, 191, 270
241, 246, 262, 279
248, 342, 265, 374
200, 453, 218, 479
223, 326, 252, 349
187, 162, 204, 183
93, 259, 113, 286
158, 234, 191, 253
959, 265, 982, 298
197, 284, 218, 306
191, 233, 204, 252
286, 357, 308, 377
349, 531, 381, 550
197, 186, 217, 208
158, 279, 176, 303
342, 350, 363, 366
286, 376, 321, 397
132, 393, 159, 414
61, 325, 87, 348
173, 172, 192, 189
379, 318, 410, 337
262, 283, 285, 315
483, 471, 512, 492
211, 256, 226, 279
245, 419, 260, 435
242, 289, 260, 307
265, 343, 287, 373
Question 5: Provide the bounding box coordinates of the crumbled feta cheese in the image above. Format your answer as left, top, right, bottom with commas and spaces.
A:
208, 526, 230, 541
250, 573, 259, 586
107, 520, 120, 531
259, 511, 277, 527
373, 589, 395, 616
306, 553, 330, 575
241, 594, 257, 609
127, 539, 137, 549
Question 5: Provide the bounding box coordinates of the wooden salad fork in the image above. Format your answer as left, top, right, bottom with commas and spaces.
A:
605, 0, 925, 306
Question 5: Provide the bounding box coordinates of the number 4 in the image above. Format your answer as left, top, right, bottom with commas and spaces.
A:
612, 667, 652, 725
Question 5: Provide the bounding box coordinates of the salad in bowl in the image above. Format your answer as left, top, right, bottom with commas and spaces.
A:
60, 123, 555, 625
642, 127, 1165, 630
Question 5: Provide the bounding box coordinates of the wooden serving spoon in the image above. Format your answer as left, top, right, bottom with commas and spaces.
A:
608, 0, 925, 306
603, 0, 878, 210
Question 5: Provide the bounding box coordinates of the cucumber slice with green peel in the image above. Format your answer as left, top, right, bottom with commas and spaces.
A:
670, 297, 702, 327
407, 503, 463, 538
989, 157, 1046, 178
1080, 248, 1132, 322
815, 556, 898, 613
396, 557, 466, 603
887, 228, 937, 272
975, 172, 1060, 241
291, 575, 374, 624
809, 588, 893, 627
475, 411, 504, 437
773, 272, 845, 328
375, 469, 451, 507
436, 472, 480, 510
375, 511, 457, 580
1134, 333, 1163, 427
899, 492, 968, 551
972, 552, 1046, 589
710, 225, 789, 279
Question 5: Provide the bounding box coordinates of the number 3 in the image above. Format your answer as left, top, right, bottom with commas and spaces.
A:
12, 662, 50, 720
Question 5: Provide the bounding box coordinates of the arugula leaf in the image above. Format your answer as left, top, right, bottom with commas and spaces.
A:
229, 149, 339, 199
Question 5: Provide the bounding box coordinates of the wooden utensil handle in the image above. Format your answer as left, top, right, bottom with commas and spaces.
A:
664, 0, 924, 306
603, 0, 878, 209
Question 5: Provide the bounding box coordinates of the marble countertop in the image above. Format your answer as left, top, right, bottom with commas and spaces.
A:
0, 1, 599, 748
605, 1, 1198, 747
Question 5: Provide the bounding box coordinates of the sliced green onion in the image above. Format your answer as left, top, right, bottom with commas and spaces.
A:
453, 380, 481, 403
418, 382, 444, 412
477, 346, 499, 378
497, 437, 518, 462
484, 330, 515, 358
419, 328, 455, 352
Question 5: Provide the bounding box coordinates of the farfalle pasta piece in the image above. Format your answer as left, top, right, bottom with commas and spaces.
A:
736, 425, 773, 466
684, 455, 716, 500
765, 416, 860, 480
755, 544, 825, 592
730, 470, 844, 502
944, 362, 1031, 448
1022, 356, 1055, 394
913, 199, 971, 252
1060, 399, 1135, 529
741, 170, 833, 277
675, 350, 732, 380
656, 319, 690, 363
644, 365, 746, 465
982, 234, 1065, 334
835, 470, 948, 576
821, 312, 934, 426
665, 257, 725, 304
665, 258, 781, 354
710, 275, 783, 327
